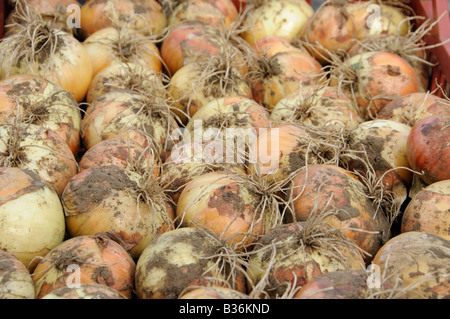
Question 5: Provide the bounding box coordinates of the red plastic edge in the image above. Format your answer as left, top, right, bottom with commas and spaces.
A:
410, 0, 450, 97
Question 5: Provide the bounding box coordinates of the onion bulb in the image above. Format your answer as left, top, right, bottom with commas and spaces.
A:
0, 167, 65, 271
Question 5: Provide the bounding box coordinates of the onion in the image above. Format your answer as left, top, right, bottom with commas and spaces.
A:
0, 249, 35, 299
80, 0, 167, 38
329, 51, 422, 119
0, 123, 78, 196
0, 167, 65, 270
345, 119, 413, 225
290, 164, 390, 262
406, 115, 450, 185
165, 0, 239, 28
247, 123, 344, 185
135, 227, 248, 299
176, 171, 265, 250
372, 231, 450, 299
32, 233, 136, 299
41, 283, 126, 299
86, 61, 167, 104
82, 26, 163, 78
346, 15, 444, 92
182, 95, 271, 146
61, 165, 174, 258
0, 74, 82, 156
249, 35, 325, 109
160, 21, 223, 77
294, 269, 369, 299
345, 0, 412, 40
81, 90, 179, 158
161, 19, 250, 77
168, 55, 253, 123
270, 83, 363, 129
246, 217, 366, 299
347, 119, 413, 186
401, 180, 450, 240
79, 138, 158, 175
300, 1, 359, 63
377, 92, 450, 127
179, 286, 249, 299
162, 139, 247, 204
240, 0, 314, 46
0, 3, 92, 102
